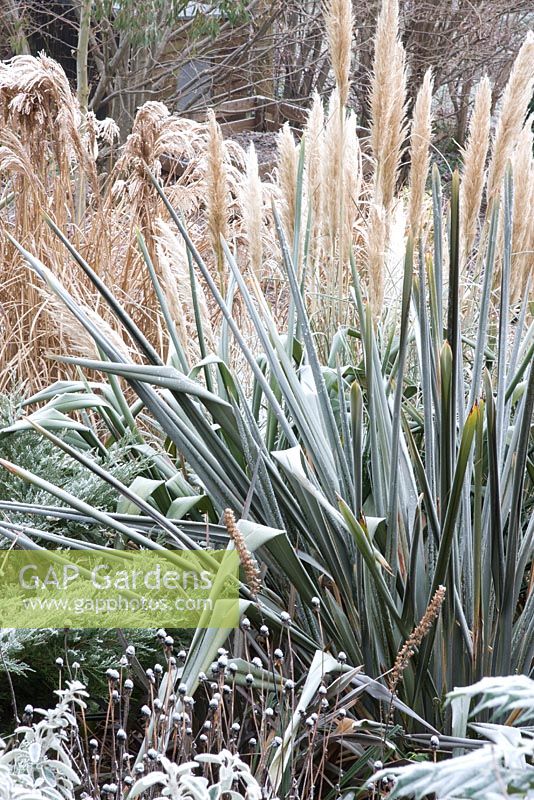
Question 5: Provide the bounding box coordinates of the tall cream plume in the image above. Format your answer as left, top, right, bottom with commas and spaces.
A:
276, 121, 299, 248
323, 0, 353, 108
408, 69, 433, 238
240, 144, 264, 281
366, 202, 387, 314
304, 91, 325, 282
369, 0, 407, 213
342, 109, 361, 250
205, 109, 229, 290
460, 76, 492, 264
321, 88, 344, 254
486, 32, 534, 202
510, 121, 534, 303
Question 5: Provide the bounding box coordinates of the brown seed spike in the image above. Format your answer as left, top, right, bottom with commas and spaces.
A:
223, 509, 261, 599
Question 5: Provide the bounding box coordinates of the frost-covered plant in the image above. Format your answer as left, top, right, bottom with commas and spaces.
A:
129, 751, 262, 800
194, 750, 262, 800
0, 760, 49, 800
0, 629, 55, 677
0, 393, 148, 537
0, 681, 86, 800
1, 671, 264, 800
373, 676, 534, 799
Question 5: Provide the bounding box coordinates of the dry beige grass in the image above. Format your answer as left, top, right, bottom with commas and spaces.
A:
0, 54, 98, 392
0, 1, 532, 393
154, 219, 214, 360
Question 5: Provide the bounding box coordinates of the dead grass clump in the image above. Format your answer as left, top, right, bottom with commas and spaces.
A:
1, 0, 533, 394
0, 54, 102, 393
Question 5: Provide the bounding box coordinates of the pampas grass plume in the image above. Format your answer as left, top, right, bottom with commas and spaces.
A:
369, 0, 408, 212
487, 31, 534, 201
276, 121, 299, 247
206, 109, 229, 288
322, 88, 344, 252
511, 120, 534, 302
460, 76, 492, 263
305, 91, 325, 229
408, 69, 433, 238
367, 202, 387, 315
240, 144, 264, 281
324, 0, 353, 108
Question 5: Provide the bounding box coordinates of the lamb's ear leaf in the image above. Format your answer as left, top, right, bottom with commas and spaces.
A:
126, 772, 167, 799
